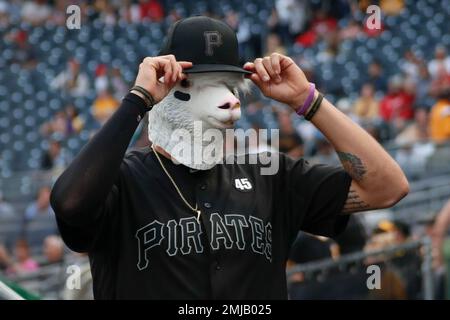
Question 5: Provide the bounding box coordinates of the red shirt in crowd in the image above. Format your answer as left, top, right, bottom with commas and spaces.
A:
379, 92, 415, 121
140, 0, 164, 22
311, 16, 338, 36
295, 16, 337, 47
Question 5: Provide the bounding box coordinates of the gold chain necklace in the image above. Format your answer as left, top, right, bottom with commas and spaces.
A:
151, 145, 201, 223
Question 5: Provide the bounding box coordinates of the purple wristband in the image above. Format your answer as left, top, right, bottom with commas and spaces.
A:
296, 83, 316, 116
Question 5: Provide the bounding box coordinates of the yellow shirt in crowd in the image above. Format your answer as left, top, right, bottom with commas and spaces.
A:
353, 97, 379, 119
430, 99, 450, 142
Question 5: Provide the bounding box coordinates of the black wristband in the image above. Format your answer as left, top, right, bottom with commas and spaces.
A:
130, 85, 155, 109
305, 93, 323, 121
124, 92, 149, 117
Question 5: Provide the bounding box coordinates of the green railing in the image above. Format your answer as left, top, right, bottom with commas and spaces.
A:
0, 276, 40, 300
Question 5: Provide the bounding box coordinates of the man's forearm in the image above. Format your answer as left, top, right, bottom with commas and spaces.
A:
308, 93, 409, 208
242, 52, 408, 209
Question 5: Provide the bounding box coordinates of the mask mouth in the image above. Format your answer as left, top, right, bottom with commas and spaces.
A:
206, 116, 235, 129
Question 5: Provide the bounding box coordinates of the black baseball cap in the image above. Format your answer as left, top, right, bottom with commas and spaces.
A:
159, 16, 251, 74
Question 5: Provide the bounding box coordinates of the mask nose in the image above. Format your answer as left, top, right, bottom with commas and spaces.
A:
217, 95, 240, 110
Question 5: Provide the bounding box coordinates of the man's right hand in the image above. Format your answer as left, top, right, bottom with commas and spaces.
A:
133, 55, 192, 104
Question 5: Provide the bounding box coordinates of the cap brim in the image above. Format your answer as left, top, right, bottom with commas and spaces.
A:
183, 64, 252, 74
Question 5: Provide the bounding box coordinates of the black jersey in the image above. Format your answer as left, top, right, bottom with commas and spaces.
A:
51, 93, 352, 300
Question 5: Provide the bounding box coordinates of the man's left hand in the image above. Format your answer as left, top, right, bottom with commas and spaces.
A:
244, 53, 311, 111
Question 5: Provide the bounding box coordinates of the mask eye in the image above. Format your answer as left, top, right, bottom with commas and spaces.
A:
180, 79, 191, 88
174, 90, 191, 101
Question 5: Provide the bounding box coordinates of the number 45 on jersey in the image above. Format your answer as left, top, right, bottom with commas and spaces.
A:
234, 178, 252, 191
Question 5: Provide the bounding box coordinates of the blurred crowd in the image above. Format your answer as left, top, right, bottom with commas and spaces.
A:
1, 1, 449, 173
287, 212, 449, 299
0, 0, 450, 299
0, 185, 92, 299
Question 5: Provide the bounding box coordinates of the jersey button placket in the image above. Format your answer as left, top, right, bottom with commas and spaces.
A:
203, 202, 212, 209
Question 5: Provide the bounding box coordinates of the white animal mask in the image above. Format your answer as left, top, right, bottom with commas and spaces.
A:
148, 72, 248, 170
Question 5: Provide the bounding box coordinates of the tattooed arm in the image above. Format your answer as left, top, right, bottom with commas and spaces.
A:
341, 187, 370, 213
337, 152, 370, 213
307, 95, 409, 214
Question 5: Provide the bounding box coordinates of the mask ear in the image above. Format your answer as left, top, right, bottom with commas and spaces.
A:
237, 78, 251, 95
